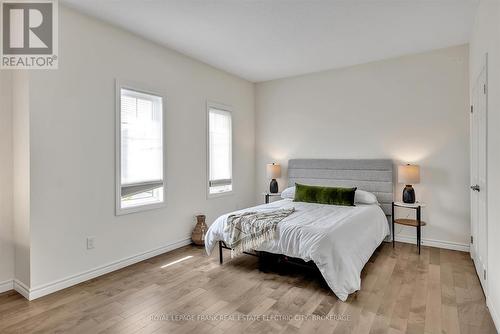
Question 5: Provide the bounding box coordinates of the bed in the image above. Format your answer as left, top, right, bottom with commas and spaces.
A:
205, 159, 393, 301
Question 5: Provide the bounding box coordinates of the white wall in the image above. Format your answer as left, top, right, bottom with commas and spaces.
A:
256, 45, 470, 250
470, 0, 500, 330
12, 71, 31, 289
0, 71, 14, 289
24, 6, 255, 290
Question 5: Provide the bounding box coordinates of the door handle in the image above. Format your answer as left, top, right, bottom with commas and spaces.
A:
471, 185, 480, 192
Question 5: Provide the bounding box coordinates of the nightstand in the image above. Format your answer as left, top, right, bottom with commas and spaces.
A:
263, 192, 281, 204
392, 201, 426, 254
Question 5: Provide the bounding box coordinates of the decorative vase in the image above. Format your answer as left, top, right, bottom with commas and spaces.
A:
270, 179, 278, 193
402, 185, 416, 203
192, 215, 207, 246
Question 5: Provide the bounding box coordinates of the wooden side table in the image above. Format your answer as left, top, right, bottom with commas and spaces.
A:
392, 201, 426, 254
263, 192, 281, 204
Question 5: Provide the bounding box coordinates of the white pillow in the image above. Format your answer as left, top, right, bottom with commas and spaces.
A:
281, 186, 296, 199
354, 190, 378, 204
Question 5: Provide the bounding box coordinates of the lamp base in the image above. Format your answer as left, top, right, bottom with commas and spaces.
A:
403, 185, 415, 203
270, 179, 278, 193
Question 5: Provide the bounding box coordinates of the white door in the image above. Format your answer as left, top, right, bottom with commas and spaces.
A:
470, 56, 488, 292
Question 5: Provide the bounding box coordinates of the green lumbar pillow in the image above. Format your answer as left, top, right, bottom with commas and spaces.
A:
294, 183, 357, 206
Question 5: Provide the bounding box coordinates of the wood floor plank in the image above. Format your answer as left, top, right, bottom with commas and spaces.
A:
424, 263, 442, 334
406, 253, 428, 334
0, 243, 495, 334
440, 249, 461, 334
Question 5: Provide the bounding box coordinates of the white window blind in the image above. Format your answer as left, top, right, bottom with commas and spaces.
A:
118, 87, 165, 212
208, 107, 232, 194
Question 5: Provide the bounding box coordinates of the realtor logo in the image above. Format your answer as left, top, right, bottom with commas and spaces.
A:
1, 0, 58, 69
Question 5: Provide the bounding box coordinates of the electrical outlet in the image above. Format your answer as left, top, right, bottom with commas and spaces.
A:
86, 237, 95, 250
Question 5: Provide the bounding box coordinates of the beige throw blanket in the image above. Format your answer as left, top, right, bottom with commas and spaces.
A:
224, 208, 295, 258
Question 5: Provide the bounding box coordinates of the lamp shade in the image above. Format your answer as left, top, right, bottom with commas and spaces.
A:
266, 163, 281, 179
398, 164, 420, 184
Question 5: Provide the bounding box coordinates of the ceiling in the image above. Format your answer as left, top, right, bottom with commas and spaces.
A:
62, 0, 478, 82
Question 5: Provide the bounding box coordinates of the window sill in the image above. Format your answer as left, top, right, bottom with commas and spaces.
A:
116, 201, 166, 216
207, 190, 233, 199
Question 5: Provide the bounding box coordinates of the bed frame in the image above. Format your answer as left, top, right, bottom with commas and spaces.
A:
218, 158, 394, 265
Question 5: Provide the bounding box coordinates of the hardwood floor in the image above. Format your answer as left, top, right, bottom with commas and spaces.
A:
0, 242, 496, 334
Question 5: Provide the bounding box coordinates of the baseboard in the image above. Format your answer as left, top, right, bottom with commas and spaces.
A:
14, 279, 30, 299
27, 237, 192, 300
487, 297, 500, 333
0, 279, 14, 293
394, 235, 470, 252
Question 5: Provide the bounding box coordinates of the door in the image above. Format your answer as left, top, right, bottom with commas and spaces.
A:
470, 55, 488, 292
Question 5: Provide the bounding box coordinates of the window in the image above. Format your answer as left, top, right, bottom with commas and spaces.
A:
208, 104, 232, 196
116, 84, 165, 214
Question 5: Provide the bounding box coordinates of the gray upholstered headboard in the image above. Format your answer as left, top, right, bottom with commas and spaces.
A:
288, 159, 394, 216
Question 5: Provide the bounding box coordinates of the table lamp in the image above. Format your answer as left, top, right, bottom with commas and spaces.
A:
398, 164, 420, 203
266, 163, 281, 193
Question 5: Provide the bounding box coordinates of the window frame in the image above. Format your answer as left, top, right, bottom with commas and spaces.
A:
206, 101, 234, 199
115, 79, 167, 215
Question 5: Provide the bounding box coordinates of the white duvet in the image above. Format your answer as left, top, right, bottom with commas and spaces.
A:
205, 199, 389, 301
